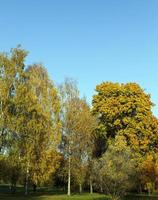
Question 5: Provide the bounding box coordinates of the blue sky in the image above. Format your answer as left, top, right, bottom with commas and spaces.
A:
0, 0, 158, 115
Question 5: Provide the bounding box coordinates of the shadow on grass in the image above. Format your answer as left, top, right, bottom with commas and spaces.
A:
5, 185, 158, 200
124, 194, 158, 200
0, 194, 109, 200
0, 185, 109, 200
0, 184, 66, 195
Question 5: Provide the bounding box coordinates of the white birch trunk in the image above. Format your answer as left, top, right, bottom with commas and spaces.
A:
67, 145, 71, 196
25, 166, 29, 195
90, 178, 93, 194
79, 183, 82, 194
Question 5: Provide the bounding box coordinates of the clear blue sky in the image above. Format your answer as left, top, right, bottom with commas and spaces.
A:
1, 0, 158, 115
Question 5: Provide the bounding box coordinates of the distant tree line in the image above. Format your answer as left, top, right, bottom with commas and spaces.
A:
0, 47, 158, 200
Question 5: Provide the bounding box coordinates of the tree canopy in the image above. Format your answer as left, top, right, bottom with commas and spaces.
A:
92, 82, 158, 155
1, 47, 158, 199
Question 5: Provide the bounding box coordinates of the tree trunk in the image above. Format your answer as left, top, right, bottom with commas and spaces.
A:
0, 101, 4, 152
139, 183, 142, 194
79, 183, 82, 194
67, 146, 71, 196
100, 184, 103, 193
148, 189, 151, 196
25, 168, 29, 195
90, 178, 93, 194
33, 184, 37, 192
10, 183, 16, 194
10, 174, 17, 194
100, 177, 103, 193
152, 182, 155, 193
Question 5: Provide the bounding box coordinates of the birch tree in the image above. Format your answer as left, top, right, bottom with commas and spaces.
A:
59, 79, 96, 194
14, 64, 61, 194
0, 46, 27, 153
59, 78, 79, 196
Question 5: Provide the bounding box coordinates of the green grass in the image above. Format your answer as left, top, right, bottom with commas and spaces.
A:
1, 194, 158, 200
124, 194, 158, 200
0, 185, 108, 200
0, 193, 108, 200
1, 185, 158, 200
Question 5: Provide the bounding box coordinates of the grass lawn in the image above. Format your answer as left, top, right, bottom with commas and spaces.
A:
1, 185, 158, 200
0, 185, 108, 200
124, 194, 158, 200
1, 193, 158, 200
0, 193, 108, 200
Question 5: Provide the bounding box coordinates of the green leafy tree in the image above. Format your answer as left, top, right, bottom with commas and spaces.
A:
99, 135, 135, 200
